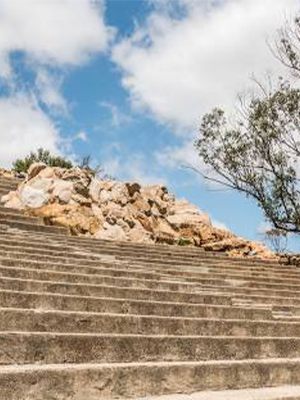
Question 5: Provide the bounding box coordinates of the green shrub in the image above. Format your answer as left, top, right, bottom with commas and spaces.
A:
177, 238, 191, 246
13, 148, 73, 174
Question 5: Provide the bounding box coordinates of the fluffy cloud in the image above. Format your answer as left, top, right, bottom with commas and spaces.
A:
0, 0, 114, 166
0, 96, 61, 167
104, 153, 167, 185
0, 0, 113, 67
113, 0, 299, 129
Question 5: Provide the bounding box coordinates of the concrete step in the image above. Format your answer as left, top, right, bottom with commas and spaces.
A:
0, 176, 21, 185
2, 255, 300, 303
0, 252, 294, 295
0, 233, 292, 278
1, 360, 300, 399
0, 212, 43, 225
0, 275, 234, 304
0, 289, 274, 320
0, 244, 299, 290
0, 206, 24, 215
0, 236, 286, 283
1, 308, 300, 336
0, 234, 288, 276
0, 221, 69, 235
139, 386, 300, 400
0, 190, 10, 198
0, 264, 208, 292
2, 273, 300, 308
2, 262, 300, 299
0, 228, 283, 268
3, 231, 220, 260
2, 332, 300, 364
0, 183, 18, 191
194, 282, 300, 299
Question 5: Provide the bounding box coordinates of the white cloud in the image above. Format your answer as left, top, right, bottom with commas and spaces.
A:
156, 140, 200, 169
112, 0, 299, 129
74, 131, 88, 142
104, 153, 167, 185
0, 0, 114, 166
0, 95, 61, 167
35, 68, 68, 114
0, 0, 114, 67
100, 101, 132, 128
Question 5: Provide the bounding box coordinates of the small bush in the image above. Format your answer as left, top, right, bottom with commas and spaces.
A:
177, 238, 191, 246
13, 148, 73, 174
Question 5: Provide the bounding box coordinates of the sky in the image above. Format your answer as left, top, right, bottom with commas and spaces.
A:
0, 0, 300, 249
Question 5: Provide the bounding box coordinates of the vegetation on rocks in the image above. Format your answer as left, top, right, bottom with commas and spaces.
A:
13, 148, 73, 174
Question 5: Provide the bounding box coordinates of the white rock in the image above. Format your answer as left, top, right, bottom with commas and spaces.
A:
19, 185, 50, 208
95, 224, 127, 241
52, 180, 74, 204
28, 178, 53, 192
0, 194, 9, 204
110, 183, 129, 205
99, 190, 111, 204
91, 204, 104, 224
5, 196, 23, 209
89, 179, 102, 203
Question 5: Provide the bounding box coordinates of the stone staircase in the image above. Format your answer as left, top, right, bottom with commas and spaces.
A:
1, 177, 300, 399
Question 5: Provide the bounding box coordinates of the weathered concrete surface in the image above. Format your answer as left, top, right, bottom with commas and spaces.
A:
0, 175, 299, 398
138, 386, 300, 400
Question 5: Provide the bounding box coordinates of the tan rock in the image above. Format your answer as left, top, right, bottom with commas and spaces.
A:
52, 180, 74, 204
27, 163, 47, 180
0, 165, 274, 260
95, 224, 127, 241
89, 179, 102, 203
19, 185, 51, 208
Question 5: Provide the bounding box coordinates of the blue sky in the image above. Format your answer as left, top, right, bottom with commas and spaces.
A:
0, 0, 299, 249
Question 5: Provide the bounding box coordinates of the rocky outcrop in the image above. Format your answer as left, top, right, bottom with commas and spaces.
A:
0, 164, 275, 259
0, 168, 17, 179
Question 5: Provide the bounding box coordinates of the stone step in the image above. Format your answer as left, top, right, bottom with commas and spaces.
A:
0, 182, 18, 191
1, 254, 300, 303
0, 206, 24, 215
1, 359, 300, 399
2, 262, 300, 298
0, 176, 22, 185
0, 275, 234, 304
0, 245, 296, 291
0, 264, 208, 292
195, 282, 300, 299
0, 228, 282, 268
2, 274, 300, 308
0, 234, 287, 274
2, 308, 300, 336
0, 233, 285, 278
2, 333, 300, 364
0, 243, 298, 289
0, 232, 223, 263
0, 190, 10, 198
139, 386, 300, 400
58, 236, 281, 266
0, 221, 69, 235
0, 234, 291, 278
0, 252, 295, 294
0, 212, 43, 225
0, 289, 273, 320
